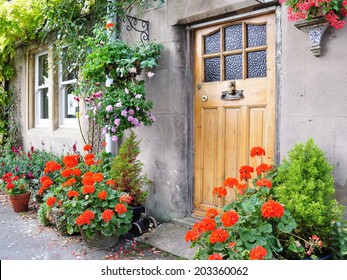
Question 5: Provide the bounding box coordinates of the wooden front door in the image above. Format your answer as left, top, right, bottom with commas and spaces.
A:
193, 13, 276, 216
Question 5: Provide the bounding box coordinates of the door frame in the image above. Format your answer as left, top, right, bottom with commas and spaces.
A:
185, 5, 282, 216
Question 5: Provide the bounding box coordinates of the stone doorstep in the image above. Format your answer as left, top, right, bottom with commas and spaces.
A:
136, 222, 197, 260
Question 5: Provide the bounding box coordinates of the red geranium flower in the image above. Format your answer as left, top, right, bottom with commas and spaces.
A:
46, 197, 57, 207
256, 178, 273, 189
105, 22, 115, 29
83, 144, 92, 151
212, 186, 227, 197
106, 179, 116, 186
92, 173, 104, 183
223, 177, 239, 188
61, 168, 73, 178
185, 229, 199, 242
82, 185, 95, 195
115, 203, 127, 215
239, 165, 254, 181
97, 190, 107, 200
76, 210, 95, 226
221, 210, 239, 227
250, 146, 265, 158
102, 209, 114, 223
256, 163, 272, 175
206, 208, 219, 219
249, 245, 267, 260
208, 253, 223, 260
62, 178, 77, 187
119, 193, 132, 204
209, 228, 228, 244
44, 160, 62, 173
62, 155, 79, 168
72, 168, 82, 177
67, 190, 79, 198
261, 200, 284, 219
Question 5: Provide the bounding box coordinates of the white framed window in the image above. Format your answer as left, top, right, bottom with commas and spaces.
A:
59, 49, 78, 127
35, 51, 49, 127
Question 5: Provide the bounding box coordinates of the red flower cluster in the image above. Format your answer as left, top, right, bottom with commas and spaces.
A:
82, 185, 95, 195
261, 200, 284, 219
221, 210, 239, 227
115, 203, 127, 215
44, 160, 62, 174
62, 178, 77, 187
46, 196, 57, 207
212, 186, 227, 197
102, 209, 114, 223
105, 22, 115, 29
84, 153, 95, 166
62, 155, 79, 168
208, 253, 223, 260
76, 210, 95, 226
210, 228, 228, 244
84, 144, 92, 151
249, 245, 267, 260
38, 177, 53, 195
97, 190, 107, 200
256, 178, 272, 189
250, 146, 265, 158
256, 163, 272, 175
119, 193, 132, 204
239, 165, 254, 181
67, 190, 79, 198
206, 208, 219, 219
223, 177, 238, 188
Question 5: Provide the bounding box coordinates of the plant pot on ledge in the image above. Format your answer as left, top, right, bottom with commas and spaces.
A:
9, 192, 31, 213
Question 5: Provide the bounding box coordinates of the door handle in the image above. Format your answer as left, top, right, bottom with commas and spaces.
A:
201, 95, 208, 102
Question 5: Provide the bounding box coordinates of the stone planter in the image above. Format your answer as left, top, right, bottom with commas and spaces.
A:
51, 207, 69, 236
79, 228, 119, 250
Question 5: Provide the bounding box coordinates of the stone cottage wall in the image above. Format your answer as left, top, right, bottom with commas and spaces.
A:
280, 7, 347, 214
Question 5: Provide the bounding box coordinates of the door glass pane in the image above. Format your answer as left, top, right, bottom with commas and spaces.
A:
204, 31, 220, 54
247, 24, 266, 48
204, 57, 220, 82
224, 24, 242, 51
225, 54, 242, 80
247, 51, 267, 78
40, 88, 49, 119
38, 54, 48, 86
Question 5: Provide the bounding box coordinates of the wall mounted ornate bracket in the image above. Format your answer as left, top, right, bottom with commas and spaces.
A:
294, 16, 329, 57
123, 15, 150, 45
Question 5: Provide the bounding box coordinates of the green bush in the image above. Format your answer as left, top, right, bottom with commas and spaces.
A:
273, 138, 345, 254
110, 130, 152, 205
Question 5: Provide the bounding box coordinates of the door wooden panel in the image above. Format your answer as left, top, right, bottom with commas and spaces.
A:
193, 13, 276, 216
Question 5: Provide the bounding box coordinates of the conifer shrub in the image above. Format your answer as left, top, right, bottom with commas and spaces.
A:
110, 130, 152, 205
273, 138, 344, 242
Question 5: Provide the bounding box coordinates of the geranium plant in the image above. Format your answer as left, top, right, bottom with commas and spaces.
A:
39, 144, 133, 238
1, 172, 30, 196
75, 22, 163, 142
280, 0, 347, 29
185, 147, 297, 260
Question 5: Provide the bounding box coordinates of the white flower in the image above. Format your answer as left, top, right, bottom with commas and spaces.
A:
147, 71, 155, 78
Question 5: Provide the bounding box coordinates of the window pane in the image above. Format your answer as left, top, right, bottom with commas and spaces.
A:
204, 57, 220, 82
247, 24, 266, 48
40, 88, 49, 119
224, 24, 242, 51
247, 51, 267, 78
64, 85, 78, 118
62, 61, 77, 81
225, 55, 242, 80
204, 31, 220, 54
38, 54, 48, 86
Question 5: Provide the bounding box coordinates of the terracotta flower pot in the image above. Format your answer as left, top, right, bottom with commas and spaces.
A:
9, 192, 31, 213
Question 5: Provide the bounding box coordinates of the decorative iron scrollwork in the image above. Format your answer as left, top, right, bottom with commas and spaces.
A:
123, 15, 150, 45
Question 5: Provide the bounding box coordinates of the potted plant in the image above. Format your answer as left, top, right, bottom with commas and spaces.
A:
273, 138, 347, 259
110, 130, 152, 222
280, 0, 347, 29
185, 147, 298, 260
1, 172, 31, 213
38, 144, 133, 248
